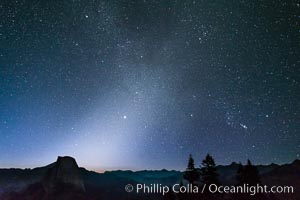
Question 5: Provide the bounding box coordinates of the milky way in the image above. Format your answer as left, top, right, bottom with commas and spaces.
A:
0, 0, 299, 170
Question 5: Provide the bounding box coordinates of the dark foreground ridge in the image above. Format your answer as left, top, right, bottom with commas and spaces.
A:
43, 156, 85, 193
0, 156, 299, 200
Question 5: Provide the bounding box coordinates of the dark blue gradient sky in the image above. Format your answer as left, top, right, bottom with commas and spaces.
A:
0, 0, 299, 171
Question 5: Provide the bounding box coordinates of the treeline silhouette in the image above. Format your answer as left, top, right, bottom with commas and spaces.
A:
165, 154, 273, 200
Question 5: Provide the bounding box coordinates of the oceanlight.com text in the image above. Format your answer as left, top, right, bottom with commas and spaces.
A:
125, 183, 294, 196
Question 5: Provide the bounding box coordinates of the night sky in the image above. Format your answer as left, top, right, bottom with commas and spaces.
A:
0, 0, 299, 171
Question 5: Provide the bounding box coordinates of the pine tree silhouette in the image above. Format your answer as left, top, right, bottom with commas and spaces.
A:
234, 160, 266, 200
236, 162, 245, 185
235, 160, 261, 186
200, 154, 220, 185
183, 154, 199, 184
244, 159, 261, 185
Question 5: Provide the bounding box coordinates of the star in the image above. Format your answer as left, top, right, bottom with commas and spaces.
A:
240, 123, 248, 129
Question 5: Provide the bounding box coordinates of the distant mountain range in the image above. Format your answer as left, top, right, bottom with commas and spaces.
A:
0, 156, 299, 200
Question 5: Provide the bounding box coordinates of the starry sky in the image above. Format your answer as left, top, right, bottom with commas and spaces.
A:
0, 0, 299, 171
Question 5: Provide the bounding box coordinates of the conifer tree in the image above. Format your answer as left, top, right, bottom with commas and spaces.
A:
183, 154, 199, 184
236, 162, 245, 185
235, 160, 261, 186
244, 159, 261, 185
200, 154, 220, 185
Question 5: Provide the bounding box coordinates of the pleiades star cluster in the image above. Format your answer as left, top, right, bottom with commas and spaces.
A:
0, 0, 299, 171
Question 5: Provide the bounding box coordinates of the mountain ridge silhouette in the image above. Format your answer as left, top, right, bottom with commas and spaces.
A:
0, 156, 299, 200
